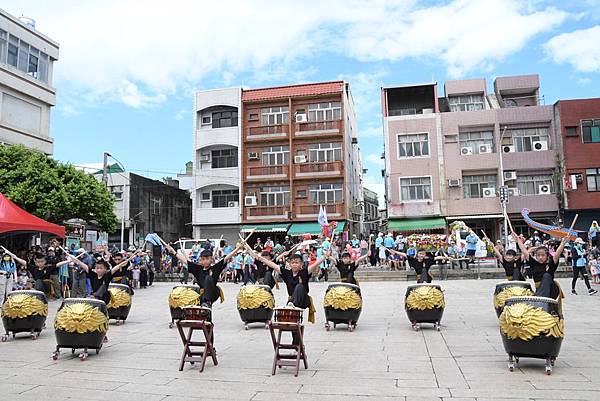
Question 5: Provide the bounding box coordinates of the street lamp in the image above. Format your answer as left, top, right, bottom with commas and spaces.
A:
104, 152, 128, 251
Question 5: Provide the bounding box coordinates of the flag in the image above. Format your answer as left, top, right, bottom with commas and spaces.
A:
144, 233, 163, 249
564, 174, 572, 191
521, 208, 578, 241
317, 205, 328, 227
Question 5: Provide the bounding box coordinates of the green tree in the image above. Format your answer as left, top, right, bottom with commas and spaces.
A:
0, 145, 118, 232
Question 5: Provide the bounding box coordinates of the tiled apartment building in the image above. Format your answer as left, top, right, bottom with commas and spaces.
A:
192, 81, 364, 242
382, 74, 559, 239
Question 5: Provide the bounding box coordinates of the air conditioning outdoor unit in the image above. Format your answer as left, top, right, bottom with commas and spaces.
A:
502, 145, 515, 153
482, 188, 496, 198
227, 201, 239, 208
533, 140, 548, 151
248, 152, 259, 160
448, 179, 461, 188
460, 146, 473, 156
574, 174, 583, 183
244, 195, 257, 206
294, 155, 307, 163
478, 144, 493, 154
503, 171, 517, 181
199, 153, 211, 162
508, 188, 520, 197
538, 184, 551, 195
295, 113, 307, 123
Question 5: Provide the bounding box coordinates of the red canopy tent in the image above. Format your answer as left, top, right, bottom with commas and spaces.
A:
0, 193, 65, 238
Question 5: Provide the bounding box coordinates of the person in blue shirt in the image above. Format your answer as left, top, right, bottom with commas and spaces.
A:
589, 221, 600, 247
351, 235, 360, 249
1, 246, 26, 301
465, 230, 479, 267
571, 237, 597, 295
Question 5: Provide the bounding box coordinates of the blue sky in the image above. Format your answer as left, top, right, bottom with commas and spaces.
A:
4, 0, 600, 202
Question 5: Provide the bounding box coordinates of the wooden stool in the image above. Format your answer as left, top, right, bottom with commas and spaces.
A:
176, 307, 217, 373
268, 307, 307, 376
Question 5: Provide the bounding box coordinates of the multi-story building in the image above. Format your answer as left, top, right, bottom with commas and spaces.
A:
0, 10, 59, 154
363, 188, 380, 235
554, 98, 600, 232
191, 87, 242, 240
382, 74, 559, 239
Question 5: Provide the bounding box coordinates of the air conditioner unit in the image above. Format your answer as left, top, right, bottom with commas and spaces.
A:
227, 201, 239, 208
574, 174, 583, 183
294, 155, 307, 163
502, 145, 515, 153
295, 113, 307, 123
478, 144, 493, 154
532, 140, 548, 151
199, 154, 211, 162
248, 152, 259, 160
448, 179, 461, 188
508, 187, 520, 197
460, 146, 473, 156
482, 188, 496, 198
503, 171, 517, 181
538, 184, 551, 195
244, 196, 257, 206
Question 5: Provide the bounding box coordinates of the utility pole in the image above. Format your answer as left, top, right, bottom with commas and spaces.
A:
102, 152, 110, 187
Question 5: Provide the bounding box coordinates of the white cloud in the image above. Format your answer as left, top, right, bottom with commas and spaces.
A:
544, 25, 600, 73
360, 125, 383, 138
365, 153, 385, 167
174, 108, 189, 121
3, 0, 569, 109
58, 103, 79, 117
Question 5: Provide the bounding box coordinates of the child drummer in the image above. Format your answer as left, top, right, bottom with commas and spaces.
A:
327, 247, 371, 286
482, 236, 525, 281
385, 247, 447, 283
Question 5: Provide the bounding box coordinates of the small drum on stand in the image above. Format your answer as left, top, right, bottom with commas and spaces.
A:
323, 283, 362, 332
493, 281, 534, 317
273, 306, 304, 324
500, 296, 564, 375
183, 306, 212, 321
404, 283, 445, 331
107, 283, 133, 325
237, 285, 275, 330
1, 290, 48, 341
168, 284, 203, 328
53, 298, 109, 361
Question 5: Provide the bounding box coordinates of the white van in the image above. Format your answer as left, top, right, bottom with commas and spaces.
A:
175, 238, 222, 256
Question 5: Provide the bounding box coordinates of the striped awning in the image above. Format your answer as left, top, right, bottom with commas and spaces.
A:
448, 214, 504, 220
240, 224, 289, 233
387, 217, 446, 232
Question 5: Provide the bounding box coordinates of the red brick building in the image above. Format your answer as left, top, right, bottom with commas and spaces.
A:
554, 98, 600, 233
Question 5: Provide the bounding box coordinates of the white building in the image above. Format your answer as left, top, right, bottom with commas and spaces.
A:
192, 87, 242, 240
0, 9, 59, 154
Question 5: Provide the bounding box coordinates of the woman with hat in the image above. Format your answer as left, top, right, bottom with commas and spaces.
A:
570, 237, 597, 295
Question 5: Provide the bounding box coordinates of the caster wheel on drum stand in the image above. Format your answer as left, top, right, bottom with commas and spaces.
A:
1, 334, 8, 342
244, 323, 249, 331
169, 322, 174, 329
325, 323, 331, 331
264, 323, 269, 329
79, 350, 88, 361
96, 349, 100, 355
30, 333, 38, 340
550, 357, 555, 367
434, 322, 441, 332
71, 349, 76, 354
411, 322, 420, 331
52, 351, 59, 361
545, 358, 553, 375
348, 324, 355, 332
116, 319, 122, 326
508, 355, 516, 372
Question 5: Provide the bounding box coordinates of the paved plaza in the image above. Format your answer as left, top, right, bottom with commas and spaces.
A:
1, 278, 600, 401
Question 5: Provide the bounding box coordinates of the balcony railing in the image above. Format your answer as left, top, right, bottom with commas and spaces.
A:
294, 161, 343, 177
247, 124, 289, 139
246, 205, 289, 218
295, 203, 343, 217
296, 119, 341, 135
246, 165, 289, 179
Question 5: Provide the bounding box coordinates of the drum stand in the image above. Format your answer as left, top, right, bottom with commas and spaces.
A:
176, 320, 218, 373
268, 321, 308, 376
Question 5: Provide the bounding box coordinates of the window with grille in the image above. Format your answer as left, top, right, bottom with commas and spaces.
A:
397, 133, 429, 158
307, 102, 341, 121
262, 146, 289, 165
462, 175, 497, 198
212, 189, 239, 208
516, 174, 554, 195
509, 127, 550, 152
399, 177, 432, 201
586, 168, 600, 192
448, 94, 484, 112
308, 142, 342, 162
211, 148, 238, 168
260, 186, 290, 206
309, 183, 343, 204
582, 120, 600, 143
459, 131, 495, 154
261, 106, 289, 125
211, 109, 238, 128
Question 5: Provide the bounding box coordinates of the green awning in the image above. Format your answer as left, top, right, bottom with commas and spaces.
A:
288, 221, 347, 236
387, 217, 446, 232
240, 223, 289, 233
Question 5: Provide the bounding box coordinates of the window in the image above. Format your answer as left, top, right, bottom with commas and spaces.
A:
517, 174, 554, 195
212, 189, 239, 208
2, 34, 50, 83
260, 186, 290, 206
400, 177, 432, 201
565, 126, 578, 137
262, 146, 289, 165
110, 185, 124, 200
249, 113, 259, 121
7, 35, 18, 67
0, 30, 6, 64
151, 198, 161, 215
211, 148, 238, 169
582, 120, 600, 143
296, 189, 307, 198
459, 131, 495, 154
28, 47, 39, 78
212, 109, 238, 128
201, 116, 211, 125
309, 183, 343, 204
201, 192, 211, 201
448, 94, 484, 112
462, 175, 497, 198
308, 102, 341, 121
586, 168, 600, 192
308, 142, 342, 162
261, 106, 289, 125
397, 133, 429, 158
510, 127, 550, 152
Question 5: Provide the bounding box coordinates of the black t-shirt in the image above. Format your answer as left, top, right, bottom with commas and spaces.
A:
502, 258, 522, 275
255, 259, 274, 279
407, 255, 435, 273
110, 259, 129, 278
29, 266, 50, 281
88, 269, 113, 303
280, 267, 311, 297
526, 255, 558, 283
187, 259, 225, 288
336, 260, 357, 280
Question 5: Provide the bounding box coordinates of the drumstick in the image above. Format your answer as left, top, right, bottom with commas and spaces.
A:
566, 214, 579, 238
505, 213, 515, 234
